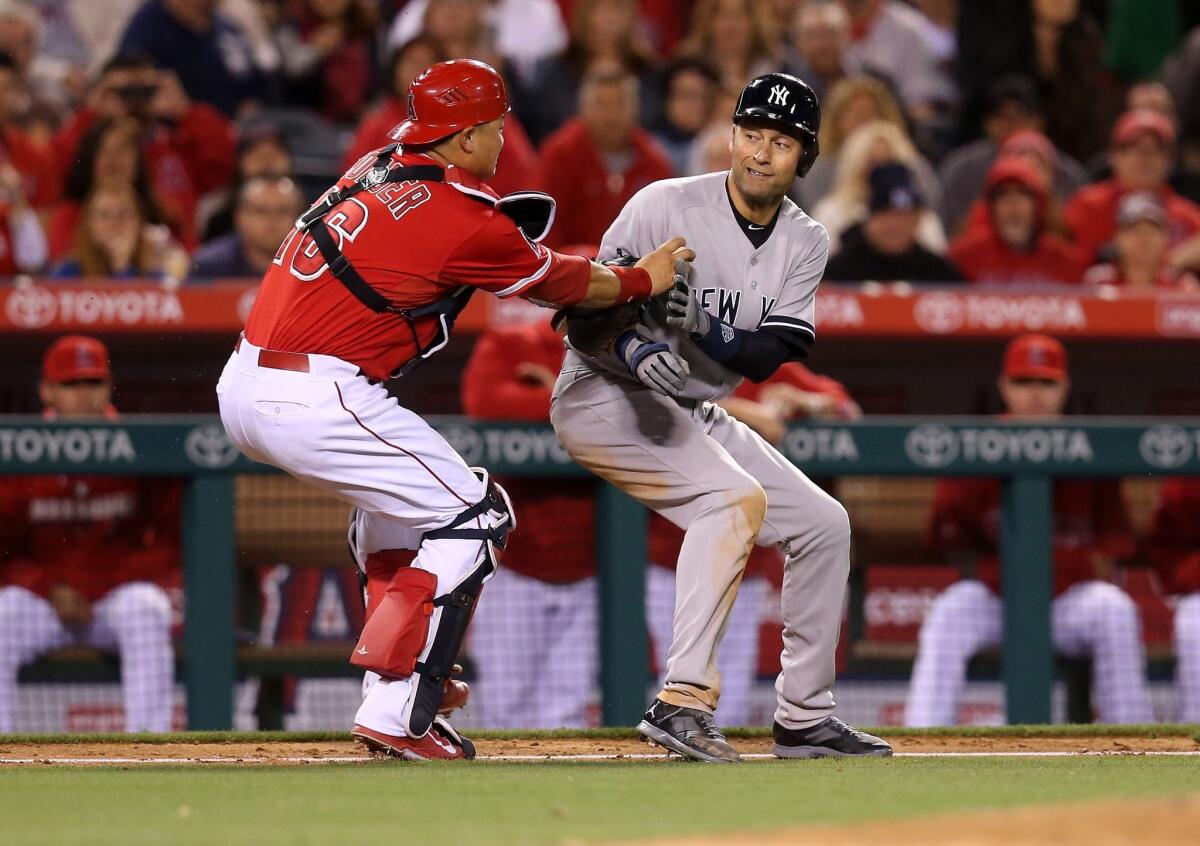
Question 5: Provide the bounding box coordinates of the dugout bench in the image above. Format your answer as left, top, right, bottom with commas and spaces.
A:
5, 416, 1200, 729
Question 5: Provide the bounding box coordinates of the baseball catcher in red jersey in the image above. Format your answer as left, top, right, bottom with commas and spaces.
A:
217, 59, 691, 759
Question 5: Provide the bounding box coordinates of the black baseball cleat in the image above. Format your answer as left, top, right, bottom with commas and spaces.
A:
637, 698, 742, 763
772, 717, 892, 759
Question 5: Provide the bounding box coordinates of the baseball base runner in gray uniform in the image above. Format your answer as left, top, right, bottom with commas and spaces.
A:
550, 73, 891, 762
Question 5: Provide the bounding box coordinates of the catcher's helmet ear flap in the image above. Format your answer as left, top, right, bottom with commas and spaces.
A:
389, 59, 510, 146
732, 72, 821, 177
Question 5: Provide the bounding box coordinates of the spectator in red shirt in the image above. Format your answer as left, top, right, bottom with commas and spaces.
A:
0, 336, 180, 733
0, 54, 58, 211
1064, 109, 1200, 264
905, 334, 1152, 726
536, 70, 673, 249
461, 321, 598, 728
1083, 192, 1200, 291
276, 0, 379, 126
52, 53, 237, 255
341, 35, 445, 172
646, 363, 860, 726
950, 157, 1085, 286
1144, 478, 1200, 722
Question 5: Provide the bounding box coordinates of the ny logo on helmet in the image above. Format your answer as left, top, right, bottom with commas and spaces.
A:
768, 85, 790, 107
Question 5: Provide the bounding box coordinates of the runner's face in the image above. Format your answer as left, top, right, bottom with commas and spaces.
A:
729, 124, 800, 206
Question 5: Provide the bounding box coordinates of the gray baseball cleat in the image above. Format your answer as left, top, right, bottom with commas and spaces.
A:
637, 698, 742, 763
772, 717, 892, 758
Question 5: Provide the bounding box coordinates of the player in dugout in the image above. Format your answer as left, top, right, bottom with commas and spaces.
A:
0, 336, 180, 733
905, 334, 1153, 726
1144, 477, 1200, 723
460, 319, 600, 729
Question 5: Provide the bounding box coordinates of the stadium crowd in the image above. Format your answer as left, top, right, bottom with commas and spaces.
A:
0, 0, 1195, 289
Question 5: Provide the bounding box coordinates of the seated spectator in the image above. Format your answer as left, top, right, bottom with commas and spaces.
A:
190, 176, 304, 281
956, 129, 1076, 239
52, 54, 238, 255
275, 0, 378, 126
950, 157, 1085, 286
202, 123, 295, 242
461, 321, 598, 728
650, 58, 721, 175
646, 362, 861, 727
1065, 110, 1200, 264
839, 0, 955, 122
686, 119, 737, 176
535, 71, 673, 249
0, 0, 77, 123
1144, 477, 1200, 723
0, 54, 57, 210
341, 35, 445, 171
118, 0, 264, 117
938, 75, 1088, 237
905, 334, 1152, 727
388, 0, 566, 87
823, 162, 963, 282
812, 121, 945, 253
782, 0, 859, 102
675, 0, 778, 91
792, 75, 908, 210
1082, 192, 1200, 291
516, 0, 657, 145
52, 184, 188, 281
0, 335, 180, 733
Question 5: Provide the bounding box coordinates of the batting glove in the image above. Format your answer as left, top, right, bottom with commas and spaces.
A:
664, 260, 710, 338
615, 330, 690, 397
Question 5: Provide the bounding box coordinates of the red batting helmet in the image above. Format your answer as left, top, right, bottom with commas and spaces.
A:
389, 59, 509, 146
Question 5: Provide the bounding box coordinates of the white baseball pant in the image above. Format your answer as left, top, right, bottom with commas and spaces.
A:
905, 579, 1154, 726
1175, 592, 1200, 722
469, 569, 598, 728
218, 339, 502, 737
645, 563, 767, 726
0, 583, 174, 732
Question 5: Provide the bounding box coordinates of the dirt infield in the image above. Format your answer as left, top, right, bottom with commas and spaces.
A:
1, 732, 1197, 764
637, 792, 1200, 846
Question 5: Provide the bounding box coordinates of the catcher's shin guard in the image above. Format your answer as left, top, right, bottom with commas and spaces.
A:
403, 468, 514, 736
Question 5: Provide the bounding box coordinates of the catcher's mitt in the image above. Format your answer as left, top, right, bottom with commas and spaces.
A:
551, 249, 644, 356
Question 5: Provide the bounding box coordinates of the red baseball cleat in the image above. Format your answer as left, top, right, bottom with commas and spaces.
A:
352, 718, 476, 760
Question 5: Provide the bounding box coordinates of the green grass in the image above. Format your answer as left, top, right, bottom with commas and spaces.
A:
3, 723, 1198, 744
2, 757, 1198, 845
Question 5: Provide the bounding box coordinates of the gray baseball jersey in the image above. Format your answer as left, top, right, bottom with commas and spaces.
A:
562, 170, 829, 401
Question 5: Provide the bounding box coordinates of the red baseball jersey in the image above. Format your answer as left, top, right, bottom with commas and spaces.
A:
461, 322, 595, 583
928, 477, 1135, 596
246, 149, 592, 380
1064, 179, 1200, 263
0, 475, 182, 602
1144, 477, 1200, 595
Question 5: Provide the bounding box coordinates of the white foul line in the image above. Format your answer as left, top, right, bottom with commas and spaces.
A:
1, 751, 1199, 765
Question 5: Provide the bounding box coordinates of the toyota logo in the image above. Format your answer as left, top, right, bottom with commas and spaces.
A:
1139, 425, 1194, 469
184, 424, 241, 468
5, 285, 56, 328
439, 424, 484, 466
905, 424, 960, 468
914, 292, 965, 335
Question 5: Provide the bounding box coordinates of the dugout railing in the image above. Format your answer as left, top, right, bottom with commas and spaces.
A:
3, 415, 1199, 729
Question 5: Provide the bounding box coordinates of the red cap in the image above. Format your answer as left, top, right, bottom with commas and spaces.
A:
985, 156, 1046, 198
999, 129, 1058, 170
1003, 334, 1067, 381
389, 59, 509, 146
42, 335, 111, 383
1111, 109, 1176, 147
